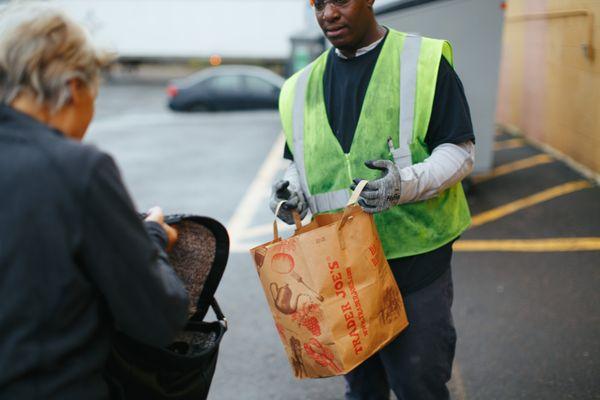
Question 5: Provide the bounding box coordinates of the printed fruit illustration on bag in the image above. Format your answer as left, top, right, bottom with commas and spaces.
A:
291, 302, 323, 336
304, 338, 341, 373
271, 252, 295, 274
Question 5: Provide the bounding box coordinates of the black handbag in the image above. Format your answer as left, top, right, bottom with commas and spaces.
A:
106, 215, 229, 400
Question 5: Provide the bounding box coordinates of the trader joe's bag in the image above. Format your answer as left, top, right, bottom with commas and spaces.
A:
250, 181, 408, 379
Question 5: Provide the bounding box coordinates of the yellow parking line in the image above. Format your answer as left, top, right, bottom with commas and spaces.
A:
494, 138, 525, 151
471, 180, 592, 227
455, 238, 600, 252
473, 154, 554, 183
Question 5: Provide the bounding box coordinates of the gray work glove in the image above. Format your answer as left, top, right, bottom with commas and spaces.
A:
351, 159, 402, 214
269, 172, 308, 225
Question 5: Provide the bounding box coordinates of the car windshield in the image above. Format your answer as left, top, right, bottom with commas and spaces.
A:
205, 75, 243, 92
245, 76, 276, 96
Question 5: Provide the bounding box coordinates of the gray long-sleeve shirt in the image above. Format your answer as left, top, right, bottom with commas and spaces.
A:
0, 105, 189, 400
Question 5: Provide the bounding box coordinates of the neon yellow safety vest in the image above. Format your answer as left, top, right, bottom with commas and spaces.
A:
279, 29, 471, 259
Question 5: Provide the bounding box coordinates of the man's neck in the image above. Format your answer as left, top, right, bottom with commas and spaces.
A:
337, 25, 387, 59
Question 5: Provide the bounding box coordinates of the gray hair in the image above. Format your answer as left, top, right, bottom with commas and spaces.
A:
0, 2, 113, 112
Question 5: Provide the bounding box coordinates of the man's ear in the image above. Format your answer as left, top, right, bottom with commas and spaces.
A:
366, 0, 375, 8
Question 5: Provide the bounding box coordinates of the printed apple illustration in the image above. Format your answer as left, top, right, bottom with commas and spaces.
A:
271, 252, 295, 274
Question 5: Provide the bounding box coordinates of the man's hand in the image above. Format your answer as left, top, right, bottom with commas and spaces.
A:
351, 160, 402, 214
269, 180, 308, 224
145, 206, 178, 251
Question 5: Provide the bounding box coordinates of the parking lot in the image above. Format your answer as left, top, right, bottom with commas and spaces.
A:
88, 81, 600, 400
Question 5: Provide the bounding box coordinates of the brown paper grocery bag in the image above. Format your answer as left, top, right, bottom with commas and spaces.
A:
250, 181, 408, 379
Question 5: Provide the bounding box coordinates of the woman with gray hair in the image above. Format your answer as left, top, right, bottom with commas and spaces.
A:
0, 4, 189, 399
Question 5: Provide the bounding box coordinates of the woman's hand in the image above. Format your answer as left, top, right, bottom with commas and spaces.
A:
145, 206, 178, 251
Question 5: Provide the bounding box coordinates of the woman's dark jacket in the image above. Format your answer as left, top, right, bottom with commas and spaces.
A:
0, 105, 189, 399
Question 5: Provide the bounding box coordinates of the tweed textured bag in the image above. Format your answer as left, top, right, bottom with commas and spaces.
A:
106, 215, 229, 400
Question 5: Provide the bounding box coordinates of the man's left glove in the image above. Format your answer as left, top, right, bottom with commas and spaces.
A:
269, 163, 309, 225
351, 159, 402, 214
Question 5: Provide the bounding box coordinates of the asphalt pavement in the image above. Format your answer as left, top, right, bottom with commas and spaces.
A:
87, 82, 600, 400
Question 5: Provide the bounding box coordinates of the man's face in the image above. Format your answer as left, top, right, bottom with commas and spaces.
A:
314, 0, 375, 51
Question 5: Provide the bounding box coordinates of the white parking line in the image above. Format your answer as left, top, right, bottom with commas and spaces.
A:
227, 134, 287, 253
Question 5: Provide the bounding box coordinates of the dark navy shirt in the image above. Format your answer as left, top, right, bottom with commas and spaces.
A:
0, 105, 189, 399
283, 32, 475, 294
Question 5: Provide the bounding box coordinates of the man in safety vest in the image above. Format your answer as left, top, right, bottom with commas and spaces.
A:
269, 0, 475, 398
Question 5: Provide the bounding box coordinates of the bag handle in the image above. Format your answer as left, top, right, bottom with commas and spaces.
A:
189, 297, 228, 330
272, 181, 368, 242
338, 180, 369, 232
337, 180, 369, 249
273, 201, 303, 241
210, 298, 227, 330
347, 180, 369, 207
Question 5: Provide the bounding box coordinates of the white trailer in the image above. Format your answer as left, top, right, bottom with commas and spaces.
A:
49, 0, 307, 62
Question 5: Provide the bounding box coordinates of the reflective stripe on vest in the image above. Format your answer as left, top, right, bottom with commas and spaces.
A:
292, 64, 313, 209
293, 34, 423, 214
292, 64, 351, 213
394, 34, 422, 169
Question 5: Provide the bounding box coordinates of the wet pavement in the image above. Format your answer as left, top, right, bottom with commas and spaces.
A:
453, 131, 600, 400
88, 82, 600, 400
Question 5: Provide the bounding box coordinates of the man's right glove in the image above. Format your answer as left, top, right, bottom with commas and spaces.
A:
351, 159, 402, 214
269, 163, 308, 225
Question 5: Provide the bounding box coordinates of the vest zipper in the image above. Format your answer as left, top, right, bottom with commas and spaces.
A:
345, 153, 352, 182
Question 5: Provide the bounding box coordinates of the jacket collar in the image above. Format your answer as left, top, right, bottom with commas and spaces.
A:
0, 104, 64, 139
